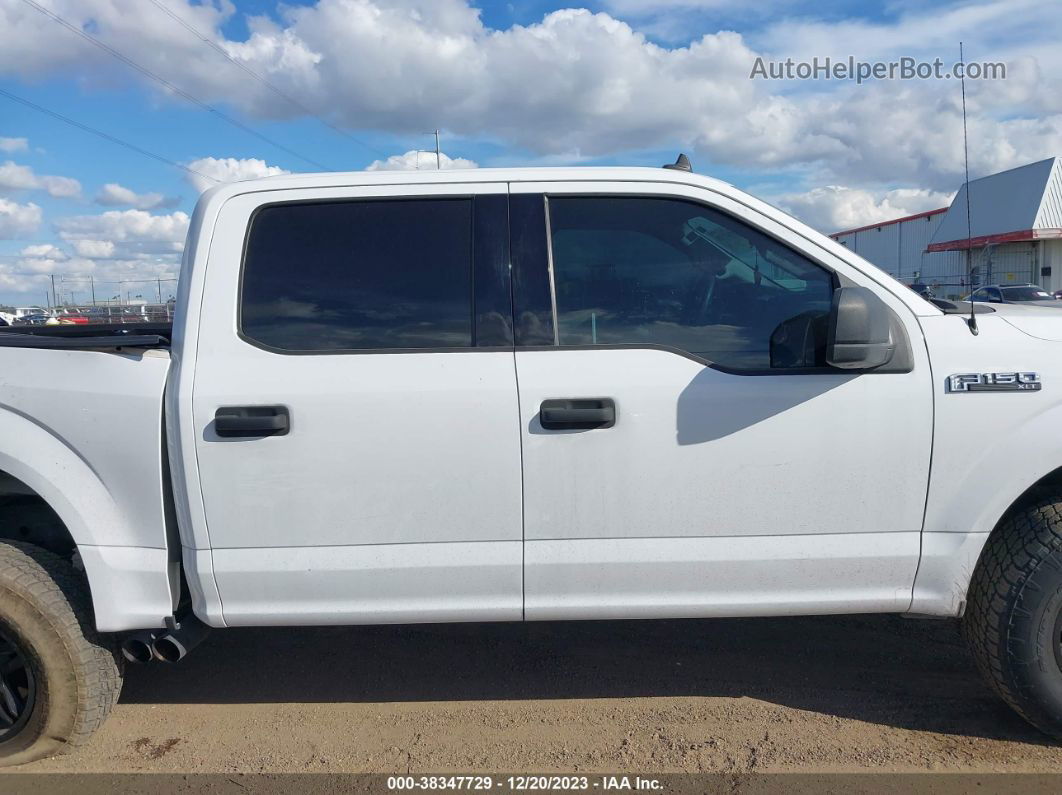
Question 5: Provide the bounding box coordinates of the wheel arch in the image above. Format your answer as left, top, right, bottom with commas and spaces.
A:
0, 407, 175, 632
913, 463, 1062, 617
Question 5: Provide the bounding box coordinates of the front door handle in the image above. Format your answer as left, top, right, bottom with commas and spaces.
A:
539, 398, 616, 430
214, 406, 290, 438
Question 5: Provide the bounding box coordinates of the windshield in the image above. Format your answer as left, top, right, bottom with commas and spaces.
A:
1002, 286, 1053, 301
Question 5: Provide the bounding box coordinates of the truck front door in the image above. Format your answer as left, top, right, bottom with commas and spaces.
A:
508, 183, 934, 620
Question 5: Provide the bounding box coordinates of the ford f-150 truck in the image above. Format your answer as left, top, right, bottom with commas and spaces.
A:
1, 162, 1062, 764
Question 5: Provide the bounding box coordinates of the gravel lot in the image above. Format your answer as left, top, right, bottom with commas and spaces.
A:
9, 614, 1062, 775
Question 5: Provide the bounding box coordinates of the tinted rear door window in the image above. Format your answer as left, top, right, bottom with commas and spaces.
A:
241, 198, 473, 352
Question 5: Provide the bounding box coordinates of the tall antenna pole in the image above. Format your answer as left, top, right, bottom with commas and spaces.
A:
959, 41, 978, 335
434, 129, 441, 170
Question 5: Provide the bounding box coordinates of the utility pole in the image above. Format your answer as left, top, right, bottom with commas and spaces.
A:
90, 275, 96, 306
157, 277, 162, 304
434, 129, 441, 169
49, 274, 57, 308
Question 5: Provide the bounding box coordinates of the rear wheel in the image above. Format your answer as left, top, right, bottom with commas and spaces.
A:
0, 541, 122, 765
964, 488, 1062, 739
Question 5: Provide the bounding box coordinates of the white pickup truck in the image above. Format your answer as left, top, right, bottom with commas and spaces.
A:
1, 161, 1061, 764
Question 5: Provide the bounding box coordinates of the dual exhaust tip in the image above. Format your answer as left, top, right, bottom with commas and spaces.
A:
120, 616, 210, 664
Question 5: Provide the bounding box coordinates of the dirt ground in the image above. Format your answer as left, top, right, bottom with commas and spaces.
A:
10, 614, 1062, 774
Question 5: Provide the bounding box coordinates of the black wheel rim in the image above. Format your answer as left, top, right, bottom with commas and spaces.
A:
0, 629, 35, 740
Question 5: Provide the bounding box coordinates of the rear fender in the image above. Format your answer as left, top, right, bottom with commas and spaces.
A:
0, 348, 175, 631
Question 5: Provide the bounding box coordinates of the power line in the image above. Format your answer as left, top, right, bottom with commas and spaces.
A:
0, 270, 176, 279
0, 270, 178, 282
0, 87, 220, 184
146, 0, 387, 159
61, 276, 178, 283
19, 0, 332, 171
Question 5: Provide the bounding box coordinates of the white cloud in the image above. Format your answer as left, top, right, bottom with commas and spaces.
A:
0, 253, 180, 296
56, 208, 189, 244
0, 137, 28, 153
0, 204, 185, 297
95, 183, 180, 210
604, 0, 747, 9
0, 160, 81, 198
1, 1, 1061, 211
0, 161, 36, 191
0, 204, 191, 296
19, 243, 66, 259
40, 175, 81, 199
55, 209, 190, 258
0, 198, 42, 239
71, 239, 116, 258
776, 186, 955, 233
366, 150, 478, 171
185, 157, 290, 192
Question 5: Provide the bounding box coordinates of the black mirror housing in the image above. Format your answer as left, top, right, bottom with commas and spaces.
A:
826, 286, 895, 370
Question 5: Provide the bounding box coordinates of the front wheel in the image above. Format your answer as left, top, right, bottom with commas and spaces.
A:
0, 541, 122, 765
964, 489, 1062, 739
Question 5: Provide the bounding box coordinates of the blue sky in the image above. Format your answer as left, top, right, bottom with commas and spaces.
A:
0, 0, 1058, 306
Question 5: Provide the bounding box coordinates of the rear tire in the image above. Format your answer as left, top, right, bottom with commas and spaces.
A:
0, 541, 122, 765
964, 488, 1062, 739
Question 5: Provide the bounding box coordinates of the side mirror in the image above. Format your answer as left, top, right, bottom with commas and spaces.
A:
826, 286, 895, 370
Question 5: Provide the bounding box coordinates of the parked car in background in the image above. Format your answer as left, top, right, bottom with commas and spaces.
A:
0, 307, 49, 325
2, 310, 51, 325
53, 308, 88, 324
83, 307, 109, 323
14, 312, 52, 326
967, 284, 1062, 306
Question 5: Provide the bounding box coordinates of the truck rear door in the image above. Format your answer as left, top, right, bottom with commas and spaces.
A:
189, 183, 522, 625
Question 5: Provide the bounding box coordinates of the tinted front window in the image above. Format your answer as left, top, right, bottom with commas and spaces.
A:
547, 197, 835, 370
241, 198, 473, 351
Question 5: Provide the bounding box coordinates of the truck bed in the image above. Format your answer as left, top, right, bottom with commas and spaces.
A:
0, 322, 171, 349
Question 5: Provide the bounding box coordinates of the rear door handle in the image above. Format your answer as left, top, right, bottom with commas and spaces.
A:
214, 406, 290, 438
539, 398, 616, 430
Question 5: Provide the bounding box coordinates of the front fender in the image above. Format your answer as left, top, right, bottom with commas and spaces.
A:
912, 313, 1062, 614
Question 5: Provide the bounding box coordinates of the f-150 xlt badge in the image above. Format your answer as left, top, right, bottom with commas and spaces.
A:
946, 372, 1042, 393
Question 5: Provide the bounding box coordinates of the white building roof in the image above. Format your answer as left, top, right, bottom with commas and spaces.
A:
928, 157, 1062, 251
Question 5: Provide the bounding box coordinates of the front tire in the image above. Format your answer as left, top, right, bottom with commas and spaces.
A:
0, 541, 122, 765
964, 488, 1062, 739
